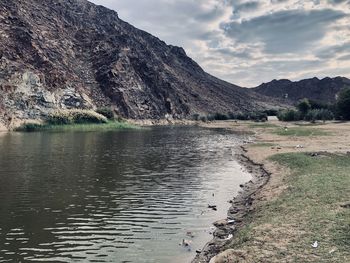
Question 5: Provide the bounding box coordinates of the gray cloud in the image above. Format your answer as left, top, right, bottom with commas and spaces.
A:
215, 48, 253, 59
222, 9, 347, 54
233, 1, 261, 13
328, 0, 348, 4
339, 54, 350, 60
317, 42, 350, 59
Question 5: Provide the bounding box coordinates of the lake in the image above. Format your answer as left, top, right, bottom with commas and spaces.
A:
0, 126, 251, 263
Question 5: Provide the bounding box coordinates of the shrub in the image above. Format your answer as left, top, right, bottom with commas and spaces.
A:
47, 110, 108, 125
213, 112, 229, 120
305, 109, 334, 122
297, 98, 311, 117
309, 100, 332, 110
15, 123, 43, 132
336, 87, 350, 120
277, 109, 302, 122
206, 114, 215, 121
228, 112, 236, 119
96, 107, 115, 120
251, 112, 268, 122
191, 114, 200, 121
236, 113, 250, 120
199, 116, 207, 122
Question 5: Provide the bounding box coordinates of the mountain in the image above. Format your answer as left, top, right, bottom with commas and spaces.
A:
253, 77, 350, 104
0, 0, 278, 128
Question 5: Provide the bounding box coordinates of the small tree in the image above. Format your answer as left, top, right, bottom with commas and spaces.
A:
336, 87, 350, 120
277, 109, 301, 121
297, 98, 311, 117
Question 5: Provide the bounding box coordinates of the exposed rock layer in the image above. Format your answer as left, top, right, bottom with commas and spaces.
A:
0, 0, 278, 128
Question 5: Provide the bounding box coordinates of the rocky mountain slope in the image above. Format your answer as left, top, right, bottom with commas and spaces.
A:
253, 77, 350, 104
0, 0, 278, 129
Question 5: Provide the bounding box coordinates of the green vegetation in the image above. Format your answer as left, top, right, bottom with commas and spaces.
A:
278, 99, 335, 122
47, 109, 108, 125
278, 90, 350, 122
230, 153, 350, 262
274, 127, 330, 136
16, 121, 138, 132
336, 87, 350, 120
96, 107, 115, 120
297, 98, 312, 117
192, 111, 269, 122
249, 123, 279, 128
15, 109, 138, 132
304, 109, 334, 122
277, 109, 302, 122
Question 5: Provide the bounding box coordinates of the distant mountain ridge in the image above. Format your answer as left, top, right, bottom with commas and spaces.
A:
253, 77, 350, 104
0, 0, 280, 129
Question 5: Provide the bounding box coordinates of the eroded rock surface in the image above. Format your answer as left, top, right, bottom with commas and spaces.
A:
0, 0, 277, 128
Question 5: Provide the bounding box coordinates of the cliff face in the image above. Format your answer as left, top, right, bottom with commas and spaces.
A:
0, 0, 278, 128
253, 77, 350, 104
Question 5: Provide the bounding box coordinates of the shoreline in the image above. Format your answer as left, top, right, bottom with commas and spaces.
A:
192, 139, 270, 263
193, 120, 350, 262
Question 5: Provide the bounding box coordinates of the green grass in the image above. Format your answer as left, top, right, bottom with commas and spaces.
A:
230, 153, 350, 262
249, 123, 279, 128
15, 121, 139, 132
273, 127, 330, 136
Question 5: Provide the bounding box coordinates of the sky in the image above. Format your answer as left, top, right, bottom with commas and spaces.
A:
89, 0, 350, 87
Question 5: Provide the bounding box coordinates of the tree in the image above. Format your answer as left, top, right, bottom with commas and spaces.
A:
336, 87, 350, 120
297, 98, 311, 116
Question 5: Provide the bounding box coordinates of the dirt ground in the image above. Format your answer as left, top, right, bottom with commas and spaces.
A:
202, 120, 350, 263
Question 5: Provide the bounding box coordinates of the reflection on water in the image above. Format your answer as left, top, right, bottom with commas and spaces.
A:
0, 126, 251, 263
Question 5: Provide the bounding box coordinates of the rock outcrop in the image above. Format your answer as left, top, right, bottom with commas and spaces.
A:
0, 0, 279, 129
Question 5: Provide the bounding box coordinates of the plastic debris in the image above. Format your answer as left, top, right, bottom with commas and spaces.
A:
312, 241, 318, 248
227, 219, 235, 224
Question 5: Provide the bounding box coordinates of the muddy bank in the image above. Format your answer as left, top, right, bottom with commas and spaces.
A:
192, 145, 270, 263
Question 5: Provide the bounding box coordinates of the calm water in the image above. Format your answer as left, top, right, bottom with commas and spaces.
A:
0, 126, 251, 263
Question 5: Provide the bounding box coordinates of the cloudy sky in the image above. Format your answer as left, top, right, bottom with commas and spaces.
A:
90, 0, 350, 87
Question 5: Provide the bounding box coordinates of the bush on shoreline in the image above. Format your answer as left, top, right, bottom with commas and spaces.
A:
192, 111, 268, 122
14, 109, 138, 132
96, 107, 115, 120
47, 109, 108, 125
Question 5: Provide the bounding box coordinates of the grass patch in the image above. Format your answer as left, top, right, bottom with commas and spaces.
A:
229, 152, 350, 262
15, 109, 139, 132
16, 121, 138, 132
273, 127, 330, 136
47, 109, 108, 125
249, 123, 279, 128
